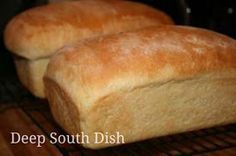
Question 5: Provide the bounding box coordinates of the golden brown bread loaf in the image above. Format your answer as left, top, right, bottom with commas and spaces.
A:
4, 0, 173, 98
44, 25, 236, 149
4, 0, 173, 59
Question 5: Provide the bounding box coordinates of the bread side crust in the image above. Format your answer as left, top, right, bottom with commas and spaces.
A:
14, 57, 49, 98
44, 71, 236, 149
44, 78, 81, 134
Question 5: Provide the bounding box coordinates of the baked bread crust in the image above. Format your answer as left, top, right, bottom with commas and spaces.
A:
44, 26, 236, 149
14, 58, 49, 98
4, 0, 173, 60
4, 0, 174, 98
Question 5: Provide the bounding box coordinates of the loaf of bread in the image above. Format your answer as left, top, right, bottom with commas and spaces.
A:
44, 25, 236, 149
4, 0, 173, 98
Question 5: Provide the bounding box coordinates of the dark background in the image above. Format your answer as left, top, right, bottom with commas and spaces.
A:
0, 0, 235, 78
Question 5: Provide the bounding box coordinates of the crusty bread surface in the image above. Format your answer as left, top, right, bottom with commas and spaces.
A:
14, 58, 49, 98
4, 0, 173, 60
4, 0, 173, 98
44, 26, 236, 149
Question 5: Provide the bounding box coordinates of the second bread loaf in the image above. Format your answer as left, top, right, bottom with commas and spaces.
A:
4, 0, 173, 98
44, 25, 236, 149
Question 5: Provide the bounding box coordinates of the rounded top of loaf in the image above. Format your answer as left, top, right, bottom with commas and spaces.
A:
4, 0, 173, 60
45, 25, 236, 106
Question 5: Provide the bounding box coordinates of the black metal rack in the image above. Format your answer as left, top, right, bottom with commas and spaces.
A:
1, 79, 236, 156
